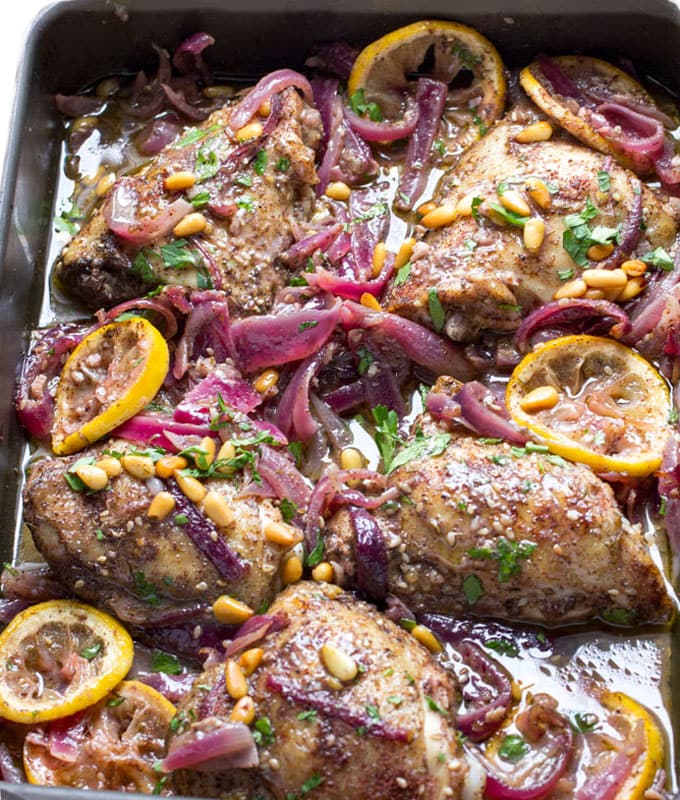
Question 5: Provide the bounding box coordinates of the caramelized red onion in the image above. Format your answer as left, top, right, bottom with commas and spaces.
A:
282, 222, 344, 267
162, 718, 259, 772
456, 381, 528, 445
346, 92, 419, 142
306, 41, 359, 80
161, 83, 211, 121
98, 295, 180, 338
596, 180, 643, 270
306, 263, 394, 301
114, 414, 213, 451
173, 293, 232, 379
174, 369, 261, 424
135, 671, 197, 703
55, 93, 104, 117
172, 32, 215, 77
591, 103, 665, 159
255, 445, 312, 509
223, 612, 289, 658
349, 506, 388, 601
229, 69, 313, 132
276, 344, 333, 442
536, 55, 586, 102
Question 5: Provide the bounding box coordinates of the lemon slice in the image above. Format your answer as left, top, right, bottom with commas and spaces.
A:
52, 316, 169, 455
348, 20, 506, 131
519, 56, 659, 173
0, 600, 133, 723
506, 335, 670, 477
24, 680, 177, 792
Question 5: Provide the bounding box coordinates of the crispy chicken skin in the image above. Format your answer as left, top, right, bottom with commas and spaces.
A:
22, 441, 294, 624
325, 430, 674, 626
384, 118, 677, 341
55, 88, 322, 314
171, 582, 475, 800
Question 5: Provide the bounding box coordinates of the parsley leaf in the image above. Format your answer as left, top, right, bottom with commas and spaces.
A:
571, 711, 599, 734
300, 774, 325, 795
298, 320, 320, 332
279, 498, 298, 523
191, 190, 211, 208
466, 537, 537, 582
252, 716, 275, 747
499, 734, 529, 762
151, 650, 182, 675
597, 170, 610, 192
394, 261, 412, 286
425, 695, 448, 716
195, 147, 220, 182
305, 534, 325, 568
253, 149, 268, 175
348, 89, 383, 122
372, 405, 401, 472
159, 239, 199, 269
471, 196, 483, 221
388, 430, 451, 474
484, 638, 519, 657
641, 247, 674, 271
276, 157, 291, 172
488, 201, 528, 227
134, 571, 161, 607
131, 251, 158, 284
463, 574, 483, 605
357, 346, 374, 375
428, 288, 445, 332
54, 200, 83, 236
80, 642, 102, 661
177, 123, 220, 148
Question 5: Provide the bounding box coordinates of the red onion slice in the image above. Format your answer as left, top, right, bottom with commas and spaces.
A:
276, 345, 332, 442
282, 222, 344, 267
172, 32, 215, 76
229, 69, 313, 132
590, 102, 665, 157
55, 93, 104, 117
654, 136, 680, 191
223, 612, 289, 658
349, 506, 388, 602
457, 381, 528, 445
346, 92, 419, 142
98, 295, 180, 338
658, 431, 680, 577
174, 369, 261, 424
595, 180, 643, 270
163, 718, 259, 772
574, 720, 644, 800
536, 55, 589, 104
161, 83, 211, 121
46, 713, 87, 764
114, 414, 214, 451
306, 41, 359, 80
135, 671, 197, 703
173, 295, 232, 379
256, 444, 312, 509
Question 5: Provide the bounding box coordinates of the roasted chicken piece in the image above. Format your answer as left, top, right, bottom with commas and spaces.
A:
55, 87, 322, 313
325, 430, 674, 626
169, 581, 480, 800
22, 440, 298, 625
383, 118, 677, 341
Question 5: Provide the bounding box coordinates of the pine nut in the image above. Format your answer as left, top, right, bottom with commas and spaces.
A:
621, 259, 647, 277
582, 268, 627, 289
586, 242, 615, 261
553, 278, 587, 300
236, 121, 263, 142
584, 288, 606, 300
258, 99, 272, 117
371, 242, 387, 277
312, 562, 335, 583
95, 456, 122, 477
523, 218, 545, 252
264, 521, 300, 547
96, 77, 120, 98
73, 464, 108, 491
455, 193, 477, 217
421, 203, 457, 229
411, 624, 443, 653
320, 642, 358, 682
147, 491, 176, 521
499, 189, 531, 217
281, 555, 303, 585
325, 181, 351, 201
212, 595, 255, 625
216, 441, 236, 474
203, 490, 235, 528
202, 85, 233, 99
524, 177, 552, 210
71, 115, 98, 134
121, 454, 155, 480
225, 660, 248, 700
173, 212, 207, 238
514, 120, 553, 143
395, 237, 416, 269
520, 385, 559, 412
340, 447, 364, 471
618, 277, 646, 301
239, 648, 264, 676
95, 172, 116, 197
197, 436, 216, 468
254, 369, 279, 393
230, 695, 256, 725
417, 201, 437, 217
164, 171, 197, 192
174, 471, 207, 503
156, 455, 188, 479
360, 293, 382, 311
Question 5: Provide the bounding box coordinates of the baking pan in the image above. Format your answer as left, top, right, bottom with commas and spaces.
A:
1, 0, 680, 796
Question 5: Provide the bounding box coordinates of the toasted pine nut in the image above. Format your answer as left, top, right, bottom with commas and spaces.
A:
264, 520, 300, 547
96, 77, 120, 98
455, 193, 477, 217
121, 454, 155, 480
523, 218, 545, 252
174, 471, 207, 504
230, 695, 255, 725
520, 385, 559, 413
216, 441, 236, 474
95, 456, 122, 477
411, 624, 443, 653
499, 189, 531, 217
601, 287, 623, 302
173, 212, 207, 238
417, 201, 437, 217
212, 595, 254, 625
203, 490, 235, 528
618, 277, 646, 301
320, 642, 358, 682
254, 368, 279, 394
312, 562, 335, 583
258, 99, 272, 117
421, 203, 457, 229
340, 447, 364, 471
586, 242, 615, 261
71, 115, 98, 134
236, 121, 263, 142
197, 436, 216, 468
582, 268, 627, 290
514, 120, 553, 143
164, 171, 197, 192
281, 555, 303, 585
372, 242, 387, 278
225, 660, 248, 700
325, 181, 351, 201
360, 293, 382, 311
95, 172, 116, 197
584, 289, 606, 300
553, 278, 587, 300
395, 237, 416, 270
156, 455, 188, 479
621, 259, 647, 277
202, 85, 234, 99
73, 464, 108, 491
524, 177, 552, 210
147, 491, 176, 521
239, 648, 264, 676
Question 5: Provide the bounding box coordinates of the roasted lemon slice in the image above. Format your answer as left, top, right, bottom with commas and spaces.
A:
506, 335, 670, 477
0, 600, 133, 723
519, 56, 660, 174
348, 20, 506, 130
24, 680, 176, 792
51, 316, 169, 455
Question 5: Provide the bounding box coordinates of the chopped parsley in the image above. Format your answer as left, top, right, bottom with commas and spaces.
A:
289, 275, 309, 287
305, 533, 325, 568
357, 346, 374, 375
151, 650, 182, 675
467, 537, 537, 582
484, 638, 519, 657
394, 261, 412, 286
300, 774, 325, 795
353, 201, 389, 224
279, 498, 298, 523
276, 157, 291, 172
80, 642, 102, 661
236, 197, 255, 211
372, 404, 400, 473
562, 197, 620, 267
297, 709, 318, 722
433, 139, 447, 156
388, 429, 450, 474
471, 111, 488, 137
159, 239, 200, 269
557, 267, 574, 281
131, 251, 158, 284
54, 200, 83, 236
288, 440, 303, 467
597, 170, 611, 193
428, 288, 446, 332
253, 149, 268, 175
488, 202, 528, 227
235, 174, 253, 187
365, 704, 381, 720
641, 246, 674, 271
252, 716, 275, 747
425, 695, 448, 716
191, 190, 211, 208
177, 123, 220, 148
451, 41, 481, 68
107, 695, 125, 707
471, 196, 483, 221
134, 571, 161, 607
348, 88, 383, 122
571, 711, 599, 734
387, 695, 404, 706
499, 734, 529, 762
463, 574, 483, 605
195, 146, 220, 182
298, 320, 320, 332
601, 607, 635, 625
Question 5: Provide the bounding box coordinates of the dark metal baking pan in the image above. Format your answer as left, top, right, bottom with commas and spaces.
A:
1, 0, 680, 797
